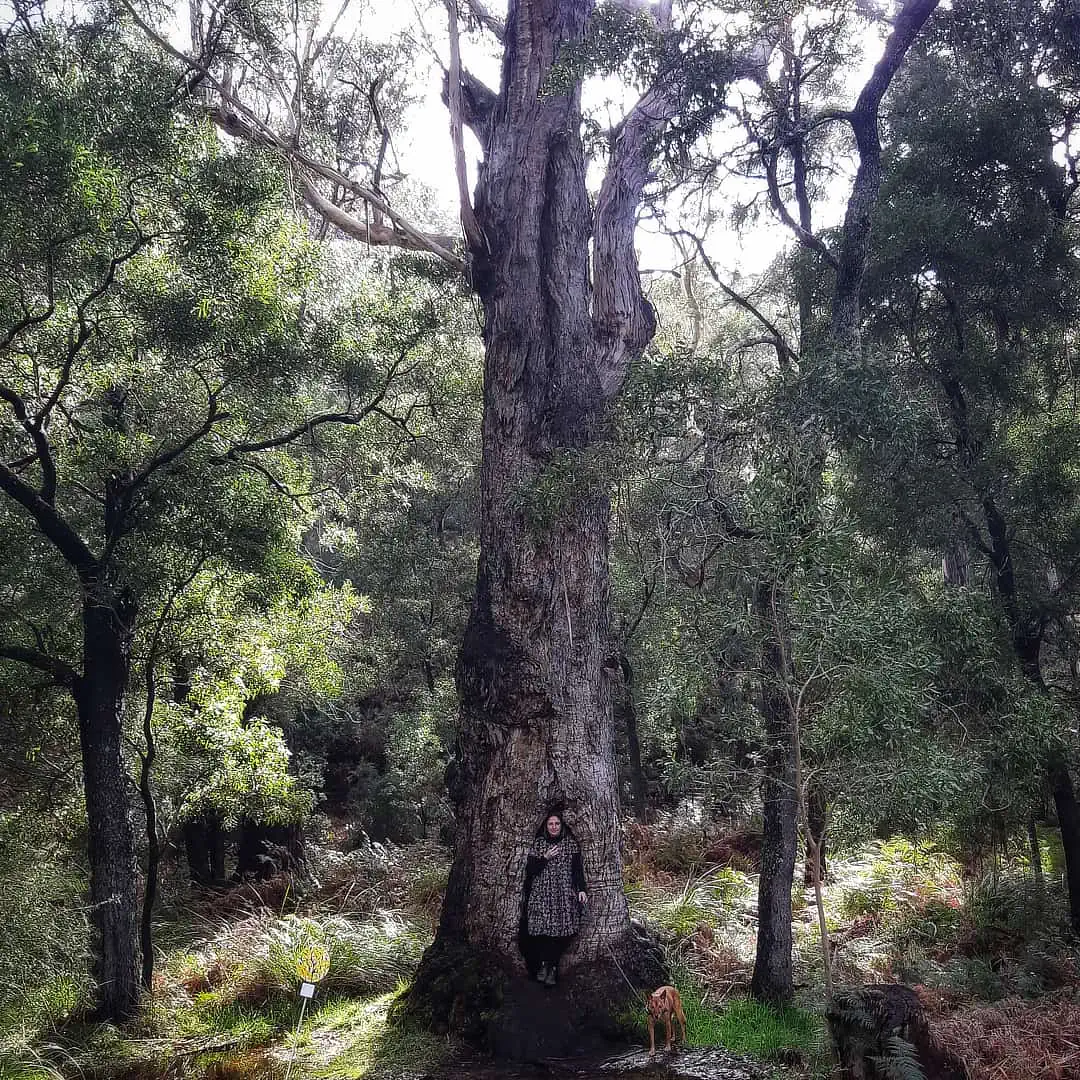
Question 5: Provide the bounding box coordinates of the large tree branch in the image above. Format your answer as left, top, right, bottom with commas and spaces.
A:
118, 0, 463, 267
0, 462, 97, 572
831, 0, 940, 349
592, 77, 683, 397
440, 65, 498, 150
297, 175, 463, 268
763, 147, 838, 270
592, 39, 767, 395
0, 644, 80, 687
0, 383, 58, 504
214, 109, 463, 265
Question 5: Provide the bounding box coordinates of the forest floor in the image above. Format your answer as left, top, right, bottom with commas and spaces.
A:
3, 819, 1079, 1080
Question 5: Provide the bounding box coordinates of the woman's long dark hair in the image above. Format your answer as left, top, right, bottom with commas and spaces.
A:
535, 807, 576, 843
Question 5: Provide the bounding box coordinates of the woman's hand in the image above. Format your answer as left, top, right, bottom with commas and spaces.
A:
578, 891, 588, 905
545, 844, 562, 859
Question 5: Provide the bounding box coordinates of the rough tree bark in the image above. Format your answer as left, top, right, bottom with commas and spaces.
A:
77, 576, 140, 1020
750, 582, 798, 1005
396, 0, 698, 1046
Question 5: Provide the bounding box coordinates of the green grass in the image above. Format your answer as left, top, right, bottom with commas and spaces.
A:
178, 993, 299, 1041
619, 968, 826, 1065
619, 968, 827, 1065
290, 989, 452, 1080
684, 996, 822, 1058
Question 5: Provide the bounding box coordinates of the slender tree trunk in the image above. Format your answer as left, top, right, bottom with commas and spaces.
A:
1028, 817, 1044, 890
751, 582, 798, 1005
803, 781, 827, 885
1050, 761, 1080, 931
139, 661, 159, 991
618, 654, 648, 820
76, 578, 139, 1022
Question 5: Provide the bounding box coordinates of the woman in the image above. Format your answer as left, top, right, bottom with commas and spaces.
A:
520, 809, 588, 987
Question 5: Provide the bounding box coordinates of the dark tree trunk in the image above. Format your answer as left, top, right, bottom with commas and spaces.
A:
76, 578, 140, 1022
235, 819, 304, 879
751, 582, 798, 1005
184, 819, 213, 886
981, 498, 1080, 930
1050, 761, 1080, 931
184, 813, 227, 886
139, 661, 159, 990
1028, 817, 1044, 889
617, 654, 648, 820
803, 781, 827, 886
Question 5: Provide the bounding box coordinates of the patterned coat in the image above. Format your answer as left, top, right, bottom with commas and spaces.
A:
523, 833, 587, 938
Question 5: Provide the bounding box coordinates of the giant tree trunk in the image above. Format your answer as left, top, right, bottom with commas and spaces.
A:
751, 582, 798, 1005
427, 11, 625, 968
77, 578, 140, 1022
401, 0, 671, 1048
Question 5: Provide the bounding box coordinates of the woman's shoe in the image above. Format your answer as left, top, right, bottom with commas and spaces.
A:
544, 965, 558, 987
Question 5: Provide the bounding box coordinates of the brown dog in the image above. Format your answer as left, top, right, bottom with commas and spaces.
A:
646, 985, 687, 1056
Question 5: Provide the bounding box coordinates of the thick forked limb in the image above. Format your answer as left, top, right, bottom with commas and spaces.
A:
831, 0, 940, 348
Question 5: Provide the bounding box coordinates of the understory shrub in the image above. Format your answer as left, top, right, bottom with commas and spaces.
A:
0, 810, 93, 1069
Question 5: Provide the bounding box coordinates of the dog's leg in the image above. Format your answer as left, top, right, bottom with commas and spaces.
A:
647, 1014, 656, 1058
664, 1011, 673, 1050
676, 1001, 687, 1046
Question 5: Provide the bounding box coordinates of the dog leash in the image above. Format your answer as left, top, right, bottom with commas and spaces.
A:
604, 941, 648, 1004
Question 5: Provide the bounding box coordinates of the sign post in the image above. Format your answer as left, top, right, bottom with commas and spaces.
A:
283, 941, 330, 1080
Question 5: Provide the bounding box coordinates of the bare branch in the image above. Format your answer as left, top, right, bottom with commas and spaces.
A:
674, 229, 798, 370
118, 0, 463, 267
445, 0, 484, 251
310, 0, 352, 65
459, 0, 504, 41
763, 147, 838, 270
297, 176, 463, 267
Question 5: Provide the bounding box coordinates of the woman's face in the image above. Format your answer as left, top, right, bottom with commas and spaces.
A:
545, 815, 562, 838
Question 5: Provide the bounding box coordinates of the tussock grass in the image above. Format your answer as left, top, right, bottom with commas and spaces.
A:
632, 865, 753, 940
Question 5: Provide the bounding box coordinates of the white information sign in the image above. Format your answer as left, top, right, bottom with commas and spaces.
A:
299, 981, 316, 999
